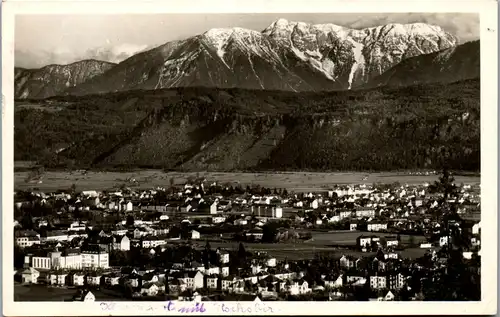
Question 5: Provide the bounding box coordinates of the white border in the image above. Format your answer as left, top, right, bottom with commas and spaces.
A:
2, 1, 498, 315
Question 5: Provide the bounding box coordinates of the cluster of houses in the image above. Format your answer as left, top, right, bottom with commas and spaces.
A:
289, 183, 480, 231
15, 181, 480, 245
18, 234, 476, 302
17, 243, 409, 301
15, 180, 480, 228
14, 178, 481, 301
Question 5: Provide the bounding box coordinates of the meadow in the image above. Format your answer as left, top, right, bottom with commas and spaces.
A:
14, 168, 480, 193
14, 283, 126, 302
187, 230, 430, 261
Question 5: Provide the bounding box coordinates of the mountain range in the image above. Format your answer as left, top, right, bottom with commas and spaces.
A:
14, 19, 479, 99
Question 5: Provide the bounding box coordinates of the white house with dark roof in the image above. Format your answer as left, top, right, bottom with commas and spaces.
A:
113, 235, 130, 251
75, 290, 95, 302
21, 267, 39, 284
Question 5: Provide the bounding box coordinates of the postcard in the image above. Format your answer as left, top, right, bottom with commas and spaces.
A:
2, 0, 498, 315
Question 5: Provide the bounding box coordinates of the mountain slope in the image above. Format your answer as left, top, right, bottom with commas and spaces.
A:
262, 19, 457, 88
59, 20, 457, 97
15, 80, 480, 172
64, 41, 184, 95
365, 40, 480, 88
14, 59, 116, 99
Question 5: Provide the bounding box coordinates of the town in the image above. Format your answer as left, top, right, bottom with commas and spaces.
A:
14, 171, 481, 302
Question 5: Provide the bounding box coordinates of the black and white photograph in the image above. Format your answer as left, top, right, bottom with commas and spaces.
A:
2, 0, 498, 315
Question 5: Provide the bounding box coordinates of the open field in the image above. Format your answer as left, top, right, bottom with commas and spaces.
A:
194, 241, 430, 261
14, 284, 126, 301
186, 230, 430, 261
305, 230, 427, 246
14, 284, 75, 301
14, 168, 480, 193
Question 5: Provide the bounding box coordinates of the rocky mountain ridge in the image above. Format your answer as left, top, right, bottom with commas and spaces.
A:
16, 19, 467, 98
15, 59, 116, 99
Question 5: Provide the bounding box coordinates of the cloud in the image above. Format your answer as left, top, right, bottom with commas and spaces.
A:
15, 43, 154, 69
15, 49, 74, 69
84, 43, 151, 64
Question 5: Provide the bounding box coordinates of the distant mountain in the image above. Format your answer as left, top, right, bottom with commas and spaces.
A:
365, 40, 480, 88
15, 59, 116, 99
60, 19, 457, 97
15, 79, 480, 172
64, 42, 183, 96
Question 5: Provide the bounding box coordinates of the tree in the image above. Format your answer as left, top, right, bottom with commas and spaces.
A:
238, 242, 246, 259
20, 211, 34, 230
433, 168, 458, 201
14, 245, 26, 269
119, 183, 128, 192
408, 235, 417, 248
379, 236, 388, 248
126, 215, 134, 226
70, 183, 77, 195
262, 223, 279, 243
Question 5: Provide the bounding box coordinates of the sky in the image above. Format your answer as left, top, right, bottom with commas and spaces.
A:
15, 13, 479, 68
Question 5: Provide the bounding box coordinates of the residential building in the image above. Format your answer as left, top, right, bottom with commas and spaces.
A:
75, 290, 95, 302
177, 271, 204, 290
21, 267, 40, 284
218, 250, 230, 264
220, 266, 230, 277
73, 272, 86, 286
367, 222, 388, 232
81, 246, 109, 269
16, 236, 41, 248
388, 273, 406, 290
113, 235, 130, 251
206, 275, 219, 289
370, 275, 387, 290
141, 282, 162, 296
356, 209, 376, 218
272, 206, 283, 218
288, 279, 310, 295
190, 230, 200, 240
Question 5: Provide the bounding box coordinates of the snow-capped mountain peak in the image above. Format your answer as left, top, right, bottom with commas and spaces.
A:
203, 28, 234, 44
202, 27, 264, 60
18, 19, 467, 99
203, 27, 262, 43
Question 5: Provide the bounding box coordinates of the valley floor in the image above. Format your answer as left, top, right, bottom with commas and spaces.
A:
14, 167, 480, 193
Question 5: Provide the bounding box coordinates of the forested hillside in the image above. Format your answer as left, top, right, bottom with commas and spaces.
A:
15, 79, 480, 172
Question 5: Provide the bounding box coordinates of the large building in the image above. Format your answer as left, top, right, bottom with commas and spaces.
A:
16, 236, 41, 248
25, 247, 109, 270
81, 245, 109, 269
25, 248, 83, 270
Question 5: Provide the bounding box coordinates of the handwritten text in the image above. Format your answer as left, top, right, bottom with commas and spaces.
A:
220, 303, 274, 314
165, 301, 206, 313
